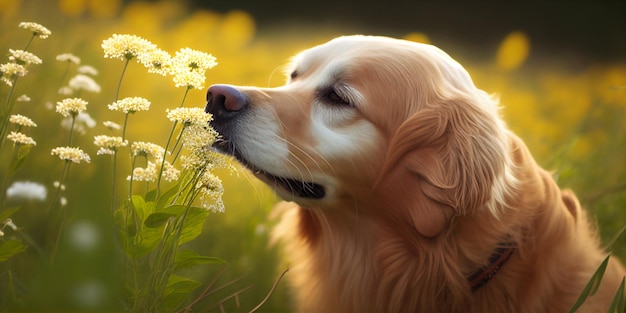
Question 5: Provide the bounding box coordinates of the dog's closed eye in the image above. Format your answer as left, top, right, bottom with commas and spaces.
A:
326, 89, 351, 106
318, 86, 354, 108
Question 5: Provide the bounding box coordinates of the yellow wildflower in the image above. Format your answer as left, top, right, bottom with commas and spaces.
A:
9, 114, 37, 127
171, 48, 217, 73
7, 131, 36, 146
56, 98, 88, 117
101, 34, 156, 61
16, 95, 30, 102
108, 97, 150, 114
9, 49, 42, 65
180, 124, 219, 170
1, 63, 28, 86
68, 74, 101, 93
56, 53, 81, 64
6, 181, 47, 202
93, 135, 128, 155
170, 47, 217, 89
129, 162, 158, 182
172, 70, 206, 89
18, 22, 51, 39
160, 161, 180, 182
51, 146, 91, 164
61, 112, 95, 134
196, 172, 224, 212
102, 121, 121, 131
166, 107, 212, 125
77, 65, 98, 75
131, 141, 166, 158
58, 87, 73, 95
181, 148, 222, 171
129, 160, 179, 182
140, 48, 172, 76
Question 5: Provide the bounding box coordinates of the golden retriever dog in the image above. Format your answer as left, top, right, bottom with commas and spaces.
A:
205, 35, 625, 313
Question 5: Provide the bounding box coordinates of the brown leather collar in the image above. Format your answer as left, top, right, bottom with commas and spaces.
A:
467, 242, 516, 292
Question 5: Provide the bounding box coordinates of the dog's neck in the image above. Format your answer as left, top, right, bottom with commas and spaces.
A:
281, 198, 531, 311
467, 240, 516, 291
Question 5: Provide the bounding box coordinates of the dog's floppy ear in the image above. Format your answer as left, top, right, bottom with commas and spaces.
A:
379, 98, 509, 237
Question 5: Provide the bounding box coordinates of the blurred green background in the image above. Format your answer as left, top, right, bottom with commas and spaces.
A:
0, 0, 625, 312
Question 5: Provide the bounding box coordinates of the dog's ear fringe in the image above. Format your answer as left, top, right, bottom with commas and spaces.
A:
377, 97, 510, 236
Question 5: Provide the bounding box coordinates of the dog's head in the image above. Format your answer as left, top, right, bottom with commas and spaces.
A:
206, 35, 515, 237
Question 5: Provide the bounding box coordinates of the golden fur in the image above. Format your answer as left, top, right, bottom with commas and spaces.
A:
206, 35, 625, 313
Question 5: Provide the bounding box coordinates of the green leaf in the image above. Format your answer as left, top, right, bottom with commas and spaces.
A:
161, 292, 187, 312
131, 194, 145, 209
178, 207, 209, 245
156, 204, 186, 216
145, 188, 157, 202
11, 145, 32, 172
0, 207, 20, 222
119, 197, 163, 258
606, 224, 626, 251
568, 254, 611, 313
156, 184, 180, 210
162, 274, 201, 311
606, 277, 625, 313
0, 240, 27, 262
131, 195, 156, 222
166, 274, 201, 294
133, 225, 164, 257
144, 212, 176, 228
174, 250, 226, 270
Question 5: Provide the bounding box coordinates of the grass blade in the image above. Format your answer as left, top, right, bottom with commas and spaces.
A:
606, 276, 625, 313
568, 254, 611, 313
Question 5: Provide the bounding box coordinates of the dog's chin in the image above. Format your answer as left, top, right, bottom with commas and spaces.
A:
212, 140, 326, 200
252, 170, 326, 200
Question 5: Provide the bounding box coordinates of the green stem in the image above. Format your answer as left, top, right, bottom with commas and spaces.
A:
144, 170, 203, 310
128, 154, 136, 202
155, 87, 191, 195
0, 77, 20, 152
111, 151, 117, 212
125, 155, 139, 312
1, 78, 17, 110
48, 161, 72, 260
179, 86, 191, 108
111, 56, 131, 210
115, 59, 131, 102
47, 161, 71, 213
59, 61, 71, 85
121, 113, 129, 140
156, 121, 177, 196
67, 115, 76, 146
22, 34, 35, 51
114, 112, 130, 212
170, 126, 186, 164
149, 201, 196, 311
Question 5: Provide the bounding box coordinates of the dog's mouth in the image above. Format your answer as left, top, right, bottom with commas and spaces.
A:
212, 138, 326, 200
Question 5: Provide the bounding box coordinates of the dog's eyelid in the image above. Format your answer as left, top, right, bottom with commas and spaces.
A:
319, 86, 355, 108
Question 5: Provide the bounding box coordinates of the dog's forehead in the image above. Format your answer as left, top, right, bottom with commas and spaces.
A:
290, 36, 455, 78
292, 36, 391, 70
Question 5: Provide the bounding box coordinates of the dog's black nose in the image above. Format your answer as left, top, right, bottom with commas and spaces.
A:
205, 84, 248, 120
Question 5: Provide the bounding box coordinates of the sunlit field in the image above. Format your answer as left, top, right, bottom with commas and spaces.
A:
0, 1, 625, 312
